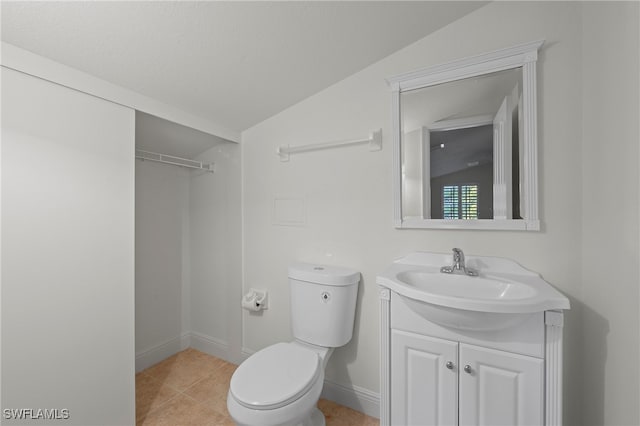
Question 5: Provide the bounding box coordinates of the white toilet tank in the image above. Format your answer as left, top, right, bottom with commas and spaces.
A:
288, 263, 360, 348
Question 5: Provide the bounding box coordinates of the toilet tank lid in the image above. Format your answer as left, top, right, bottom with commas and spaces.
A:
288, 263, 360, 286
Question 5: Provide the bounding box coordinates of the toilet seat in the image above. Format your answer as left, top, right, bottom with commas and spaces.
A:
229, 342, 322, 410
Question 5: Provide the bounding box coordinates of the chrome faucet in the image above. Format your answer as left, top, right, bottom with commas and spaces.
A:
440, 248, 478, 276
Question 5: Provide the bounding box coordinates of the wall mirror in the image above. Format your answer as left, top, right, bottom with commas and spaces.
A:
387, 40, 543, 230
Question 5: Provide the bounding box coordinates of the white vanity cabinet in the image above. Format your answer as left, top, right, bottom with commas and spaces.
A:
380, 289, 565, 426
391, 330, 458, 426
458, 342, 543, 426
391, 328, 544, 426
377, 252, 569, 426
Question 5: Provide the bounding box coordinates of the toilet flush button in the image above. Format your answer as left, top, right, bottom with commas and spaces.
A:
321, 292, 331, 302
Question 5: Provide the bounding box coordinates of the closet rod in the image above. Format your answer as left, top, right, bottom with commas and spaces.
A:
135, 149, 214, 173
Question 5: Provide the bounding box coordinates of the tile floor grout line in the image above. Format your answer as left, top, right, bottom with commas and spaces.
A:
137, 373, 192, 422
137, 393, 178, 423
140, 371, 222, 421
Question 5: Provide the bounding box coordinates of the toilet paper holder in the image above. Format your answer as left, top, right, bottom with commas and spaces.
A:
242, 288, 269, 312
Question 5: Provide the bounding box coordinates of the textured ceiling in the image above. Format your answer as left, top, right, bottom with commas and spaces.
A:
1, 1, 486, 134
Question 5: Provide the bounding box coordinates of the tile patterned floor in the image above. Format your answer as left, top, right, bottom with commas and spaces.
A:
136, 348, 379, 426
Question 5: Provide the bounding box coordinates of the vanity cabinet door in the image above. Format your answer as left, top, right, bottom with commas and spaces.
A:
391, 330, 458, 426
459, 343, 543, 426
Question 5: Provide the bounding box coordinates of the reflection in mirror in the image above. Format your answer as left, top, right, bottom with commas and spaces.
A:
388, 40, 542, 230
401, 68, 523, 221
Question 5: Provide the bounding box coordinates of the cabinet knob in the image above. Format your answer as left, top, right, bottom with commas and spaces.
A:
446, 361, 454, 370
464, 364, 472, 374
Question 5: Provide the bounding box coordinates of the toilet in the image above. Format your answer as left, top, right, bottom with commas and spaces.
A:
227, 263, 360, 426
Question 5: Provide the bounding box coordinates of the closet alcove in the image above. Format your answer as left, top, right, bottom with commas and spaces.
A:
134, 112, 242, 371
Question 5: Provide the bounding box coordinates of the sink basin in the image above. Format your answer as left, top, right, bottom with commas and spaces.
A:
396, 271, 537, 301
377, 252, 570, 331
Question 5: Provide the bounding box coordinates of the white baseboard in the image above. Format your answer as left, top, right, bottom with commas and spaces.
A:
321, 379, 380, 419
240, 346, 255, 362
189, 331, 231, 363
135, 333, 191, 372
136, 331, 232, 372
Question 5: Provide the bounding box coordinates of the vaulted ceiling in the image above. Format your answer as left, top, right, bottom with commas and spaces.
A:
2, 1, 486, 134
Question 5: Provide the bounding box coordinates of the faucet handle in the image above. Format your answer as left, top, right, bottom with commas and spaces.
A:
452, 248, 463, 261
443, 248, 478, 276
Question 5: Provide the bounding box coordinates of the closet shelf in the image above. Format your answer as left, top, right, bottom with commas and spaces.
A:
135, 149, 214, 173
276, 129, 382, 162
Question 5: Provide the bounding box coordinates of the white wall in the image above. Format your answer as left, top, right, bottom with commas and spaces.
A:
189, 143, 243, 363
581, 3, 640, 425
135, 160, 190, 370
1, 67, 135, 425
242, 2, 638, 423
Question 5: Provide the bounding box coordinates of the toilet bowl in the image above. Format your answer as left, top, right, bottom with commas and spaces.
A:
227, 342, 332, 426
227, 263, 360, 426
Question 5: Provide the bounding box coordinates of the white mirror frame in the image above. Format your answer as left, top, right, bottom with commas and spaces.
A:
387, 40, 544, 231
